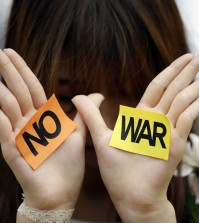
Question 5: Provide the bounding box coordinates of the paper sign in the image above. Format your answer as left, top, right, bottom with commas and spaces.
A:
16, 94, 77, 169
109, 105, 171, 160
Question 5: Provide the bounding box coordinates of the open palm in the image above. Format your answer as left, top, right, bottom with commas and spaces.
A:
0, 49, 86, 210
72, 54, 199, 221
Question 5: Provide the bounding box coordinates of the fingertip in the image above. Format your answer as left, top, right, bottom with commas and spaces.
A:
170, 53, 193, 69
88, 93, 105, 107
88, 92, 105, 99
72, 94, 86, 102
3, 49, 22, 62
180, 53, 193, 60
72, 93, 105, 108
71, 95, 86, 110
3, 48, 20, 65
3, 48, 15, 55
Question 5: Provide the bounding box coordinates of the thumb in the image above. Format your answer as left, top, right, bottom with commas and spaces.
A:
72, 93, 108, 144
73, 111, 87, 139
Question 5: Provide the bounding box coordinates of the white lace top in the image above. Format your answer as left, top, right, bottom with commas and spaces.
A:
71, 220, 117, 223
176, 0, 199, 56
0, 0, 13, 48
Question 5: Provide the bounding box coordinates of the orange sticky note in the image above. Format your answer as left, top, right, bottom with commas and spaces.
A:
16, 94, 77, 169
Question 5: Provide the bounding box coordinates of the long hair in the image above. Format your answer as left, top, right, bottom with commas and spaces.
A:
1, 0, 189, 222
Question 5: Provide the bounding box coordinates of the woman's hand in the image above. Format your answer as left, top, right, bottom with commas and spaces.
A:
0, 49, 86, 211
72, 54, 199, 222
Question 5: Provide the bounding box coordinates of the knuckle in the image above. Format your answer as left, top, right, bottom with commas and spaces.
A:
14, 77, 25, 88
168, 81, 181, 92
30, 80, 43, 92
17, 63, 28, 73
188, 56, 199, 71
84, 104, 96, 118
12, 54, 28, 72
180, 111, 193, 125
175, 91, 190, 105
0, 112, 9, 127
0, 57, 12, 70
150, 78, 166, 91
2, 93, 15, 107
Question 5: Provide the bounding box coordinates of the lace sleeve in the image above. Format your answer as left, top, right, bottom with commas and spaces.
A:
0, 0, 13, 49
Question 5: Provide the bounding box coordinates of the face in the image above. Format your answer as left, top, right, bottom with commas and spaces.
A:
57, 56, 137, 168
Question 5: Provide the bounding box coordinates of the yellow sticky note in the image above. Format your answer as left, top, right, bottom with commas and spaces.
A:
16, 94, 77, 169
109, 105, 171, 160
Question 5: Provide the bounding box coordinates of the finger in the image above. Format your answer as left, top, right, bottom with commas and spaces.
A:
0, 81, 22, 127
156, 56, 199, 113
73, 93, 106, 137
72, 94, 107, 145
0, 109, 13, 144
167, 80, 199, 126
87, 93, 105, 107
175, 97, 199, 139
139, 54, 193, 107
3, 49, 47, 109
0, 49, 33, 115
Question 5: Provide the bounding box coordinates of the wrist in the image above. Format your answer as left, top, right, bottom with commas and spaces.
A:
116, 200, 176, 223
23, 191, 76, 211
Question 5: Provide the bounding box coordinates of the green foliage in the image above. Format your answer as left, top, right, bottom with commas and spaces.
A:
195, 168, 199, 178
186, 193, 199, 223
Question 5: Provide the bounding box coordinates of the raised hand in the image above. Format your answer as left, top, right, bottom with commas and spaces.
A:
0, 49, 86, 211
72, 54, 199, 222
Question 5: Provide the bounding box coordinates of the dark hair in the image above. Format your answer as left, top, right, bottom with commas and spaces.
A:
6, 0, 188, 98
1, 0, 189, 222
